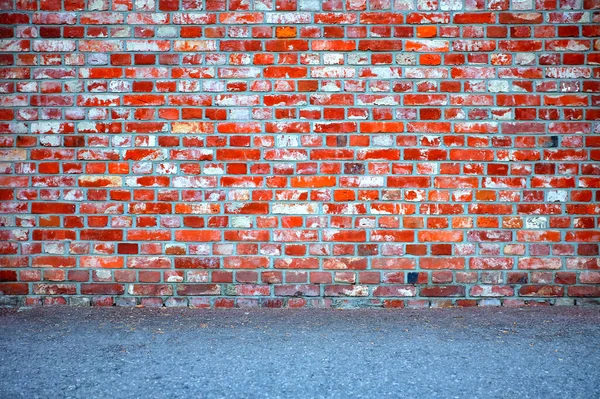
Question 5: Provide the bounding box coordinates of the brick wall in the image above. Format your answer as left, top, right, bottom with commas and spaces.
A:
0, 0, 599, 309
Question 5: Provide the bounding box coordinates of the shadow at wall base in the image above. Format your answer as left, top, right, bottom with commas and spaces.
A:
1, 295, 599, 310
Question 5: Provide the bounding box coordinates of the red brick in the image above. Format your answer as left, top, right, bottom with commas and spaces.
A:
0, 4, 596, 308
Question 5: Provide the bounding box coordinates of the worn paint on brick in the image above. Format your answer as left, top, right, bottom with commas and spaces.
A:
0, 0, 598, 309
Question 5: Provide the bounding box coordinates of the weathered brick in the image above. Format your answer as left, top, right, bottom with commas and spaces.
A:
0, 1, 596, 308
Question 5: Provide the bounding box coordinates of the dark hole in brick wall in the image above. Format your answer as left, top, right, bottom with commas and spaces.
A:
407, 273, 419, 284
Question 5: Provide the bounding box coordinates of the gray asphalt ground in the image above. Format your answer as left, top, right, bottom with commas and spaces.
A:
0, 307, 599, 399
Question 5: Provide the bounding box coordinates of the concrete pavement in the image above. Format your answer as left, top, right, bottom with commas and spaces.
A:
1, 307, 599, 399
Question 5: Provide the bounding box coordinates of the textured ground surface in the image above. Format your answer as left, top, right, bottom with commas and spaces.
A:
1, 307, 599, 399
